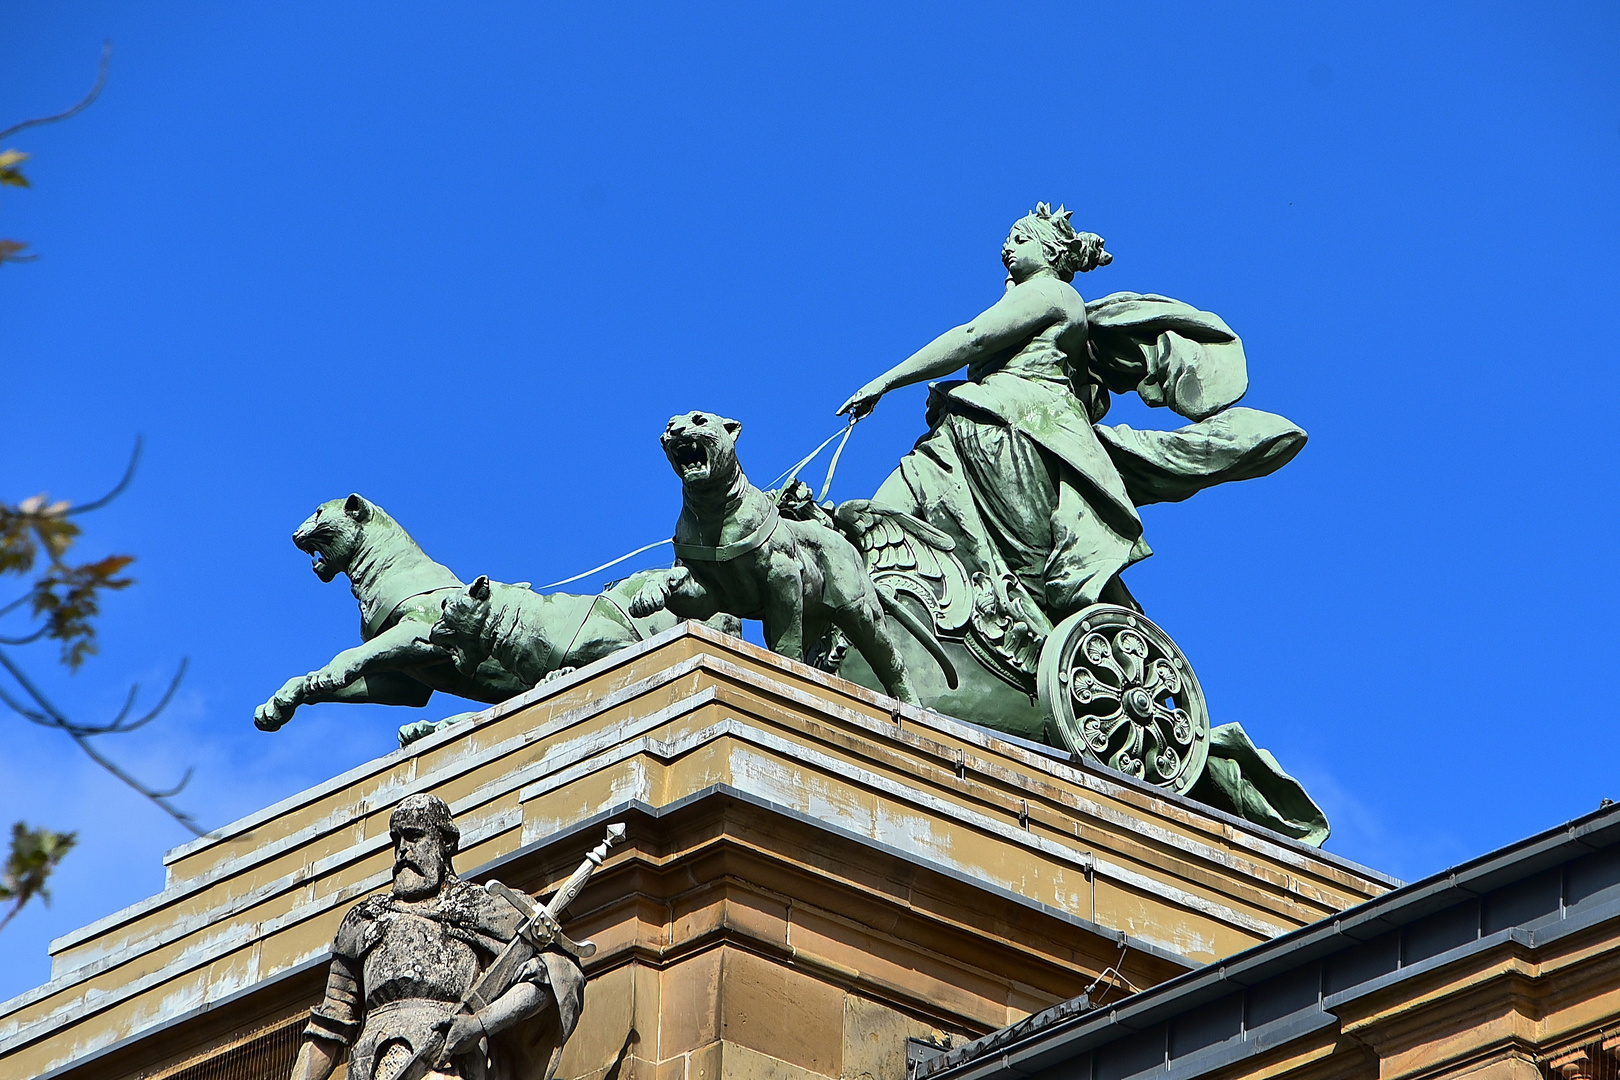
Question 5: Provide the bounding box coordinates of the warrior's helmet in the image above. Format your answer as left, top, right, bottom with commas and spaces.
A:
389, 793, 461, 856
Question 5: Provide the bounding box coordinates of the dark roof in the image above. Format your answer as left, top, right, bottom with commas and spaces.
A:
917, 802, 1620, 1080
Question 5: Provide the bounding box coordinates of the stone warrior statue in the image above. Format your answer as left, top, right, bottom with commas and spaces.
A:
289, 794, 587, 1080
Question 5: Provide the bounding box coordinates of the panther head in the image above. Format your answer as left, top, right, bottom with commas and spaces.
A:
662, 411, 743, 488
429, 575, 493, 677
293, 494, 376, 583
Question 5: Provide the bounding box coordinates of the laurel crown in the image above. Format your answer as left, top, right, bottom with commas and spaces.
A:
1033, 202, 1076, 238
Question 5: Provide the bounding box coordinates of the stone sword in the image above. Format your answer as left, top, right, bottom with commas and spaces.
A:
397, 822, 626, 1080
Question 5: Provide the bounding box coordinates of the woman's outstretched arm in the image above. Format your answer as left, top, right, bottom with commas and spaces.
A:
837, 281, 1064, 417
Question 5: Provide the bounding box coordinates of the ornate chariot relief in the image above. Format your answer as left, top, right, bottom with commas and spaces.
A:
1037, 606, 1209, 795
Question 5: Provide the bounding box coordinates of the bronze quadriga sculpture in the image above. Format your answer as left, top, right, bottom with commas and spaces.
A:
256, 203, 1330, 844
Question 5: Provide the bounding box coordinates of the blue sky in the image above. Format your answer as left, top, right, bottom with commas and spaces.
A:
2, 2, 1617, 996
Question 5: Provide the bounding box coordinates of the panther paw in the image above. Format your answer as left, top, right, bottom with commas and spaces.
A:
254, 702, 289, 732
399, 711, 478, 748
629, 586, 668, 619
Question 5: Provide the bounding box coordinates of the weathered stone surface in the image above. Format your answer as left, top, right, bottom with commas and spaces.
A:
285, 793, 588, 1080
554, 964, 639, 1080
841, 996, 942, 1080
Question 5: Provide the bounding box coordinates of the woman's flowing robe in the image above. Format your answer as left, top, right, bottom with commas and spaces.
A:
864, 290, 1328, 840
872, 291, 1308, 630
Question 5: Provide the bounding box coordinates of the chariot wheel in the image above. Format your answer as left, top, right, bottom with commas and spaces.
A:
1037, 604, 1210, 794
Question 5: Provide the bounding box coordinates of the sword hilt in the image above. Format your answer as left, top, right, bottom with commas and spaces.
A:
547, 822, 626, 915
487, 880, 595, 958
484, 822, 626, 960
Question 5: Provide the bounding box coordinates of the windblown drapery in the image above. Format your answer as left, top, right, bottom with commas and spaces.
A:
864, 290, 1327, 842
877, 291, 1306, 624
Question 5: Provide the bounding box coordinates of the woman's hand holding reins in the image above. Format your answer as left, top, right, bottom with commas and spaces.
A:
837, 382, 885, 419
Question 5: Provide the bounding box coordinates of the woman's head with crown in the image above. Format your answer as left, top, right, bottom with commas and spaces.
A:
1003, 203, 1112, 284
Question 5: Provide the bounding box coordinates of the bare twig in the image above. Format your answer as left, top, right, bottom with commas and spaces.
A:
0, 593, 35, 619
65, 437, 141, 517
1, 435, 200, 833
0, 663, 184, 737
0, 42, 112, 144
0, 649, 199, 834
0, 624, 51, 646
0, 684, 54, 725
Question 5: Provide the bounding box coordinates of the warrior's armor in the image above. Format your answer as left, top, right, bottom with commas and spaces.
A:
304, 880, 563, 1080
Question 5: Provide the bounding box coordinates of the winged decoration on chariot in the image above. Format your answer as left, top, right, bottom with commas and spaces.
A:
829, 499, 975, 641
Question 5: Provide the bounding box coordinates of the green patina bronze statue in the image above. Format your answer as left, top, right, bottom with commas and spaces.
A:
253, 494, 727, 735
837, 203, 1304, 623
824, 203, 1327, 843
255, 202, 1334, 845
428, 573, 664, 691
624, 411, 955, 704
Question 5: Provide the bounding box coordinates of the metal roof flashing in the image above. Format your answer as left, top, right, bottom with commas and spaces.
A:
916, 801, 1620, 1080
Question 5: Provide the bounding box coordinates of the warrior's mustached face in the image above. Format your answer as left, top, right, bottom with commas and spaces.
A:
391, 823, 450, 900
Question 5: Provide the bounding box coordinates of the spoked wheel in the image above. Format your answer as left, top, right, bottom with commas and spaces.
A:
1037, 604, 1210, 795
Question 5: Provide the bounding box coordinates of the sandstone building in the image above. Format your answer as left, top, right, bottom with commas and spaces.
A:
0, 626, 1609, 1080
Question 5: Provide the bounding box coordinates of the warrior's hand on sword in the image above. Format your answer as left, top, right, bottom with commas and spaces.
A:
438, 1013, 486, 1058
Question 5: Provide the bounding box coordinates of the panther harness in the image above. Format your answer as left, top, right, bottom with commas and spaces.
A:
671, 414, 858, 564
672, 501, 781, 563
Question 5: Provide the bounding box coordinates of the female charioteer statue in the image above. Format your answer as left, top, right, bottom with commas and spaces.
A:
835, 203, 1328, 844
837, 202, 1306, 637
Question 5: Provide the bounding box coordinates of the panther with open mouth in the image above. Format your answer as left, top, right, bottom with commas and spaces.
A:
631, 411, 952, 704
255, 494, 699, 734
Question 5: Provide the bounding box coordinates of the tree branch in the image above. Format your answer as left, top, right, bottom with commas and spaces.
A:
0, 624, 50, 646
0, 684, 56, 726
65, 436, 141, 517
0, 648, 200, 835
0, 593, 34, 619
0, 42, 112, 144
